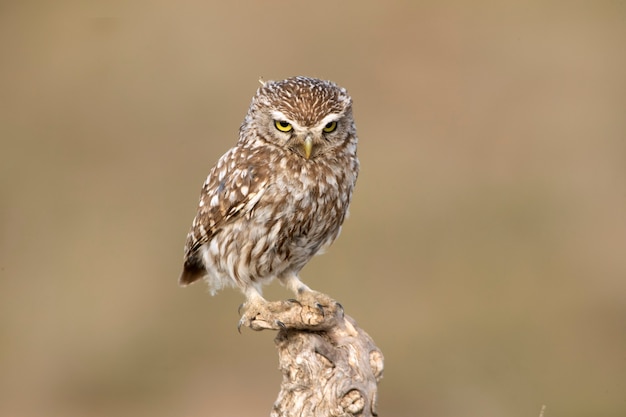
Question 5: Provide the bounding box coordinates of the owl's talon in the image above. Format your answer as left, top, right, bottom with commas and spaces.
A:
287, 298, 302, 306
237, 298, 267, 332
276, 320, 286, 329
315, 302, 325, 316
335, 302, 345, 317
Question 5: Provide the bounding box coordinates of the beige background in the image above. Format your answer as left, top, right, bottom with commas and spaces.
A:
1, 1, 625, 416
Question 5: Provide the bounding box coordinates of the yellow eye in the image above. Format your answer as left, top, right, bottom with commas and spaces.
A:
274, 120, 293, 132
322, 121, 337, 133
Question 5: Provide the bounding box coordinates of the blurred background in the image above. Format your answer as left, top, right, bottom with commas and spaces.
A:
1, 1, 625, 416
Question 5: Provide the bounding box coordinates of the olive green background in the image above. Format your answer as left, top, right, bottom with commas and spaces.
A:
1, 1, 625, 416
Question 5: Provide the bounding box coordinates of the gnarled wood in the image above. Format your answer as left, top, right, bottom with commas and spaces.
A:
245, 298, 384, 417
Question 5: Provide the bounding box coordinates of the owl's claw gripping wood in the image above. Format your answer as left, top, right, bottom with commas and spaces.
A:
240, 296, 344, 332
296, 290, 336, 314
316, 303, 325, 316
335, 302, 345, 318
237, 295, 271, 332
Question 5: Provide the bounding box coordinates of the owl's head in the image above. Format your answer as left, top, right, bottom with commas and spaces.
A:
242, 76, 356, 160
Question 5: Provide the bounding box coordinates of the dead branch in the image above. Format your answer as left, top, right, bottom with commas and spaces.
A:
245, 298, 384, 417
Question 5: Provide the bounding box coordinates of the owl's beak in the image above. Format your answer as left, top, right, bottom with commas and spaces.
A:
303, 136, 313, 159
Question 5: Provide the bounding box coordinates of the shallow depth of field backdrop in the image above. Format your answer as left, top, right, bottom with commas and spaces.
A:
1, 2, 625, 417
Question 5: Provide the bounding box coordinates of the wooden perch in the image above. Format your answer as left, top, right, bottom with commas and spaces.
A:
244, 297, 384, 417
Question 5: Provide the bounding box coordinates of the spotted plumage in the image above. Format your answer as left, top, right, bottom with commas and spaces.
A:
180, 76, 359, 323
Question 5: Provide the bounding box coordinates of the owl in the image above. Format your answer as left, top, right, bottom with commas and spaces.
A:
179, 76, 359, 327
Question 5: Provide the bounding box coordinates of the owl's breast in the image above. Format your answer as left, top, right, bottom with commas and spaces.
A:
263, 155, 356, 262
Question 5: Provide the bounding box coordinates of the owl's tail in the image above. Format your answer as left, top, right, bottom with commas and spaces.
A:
179, 256, 205, 286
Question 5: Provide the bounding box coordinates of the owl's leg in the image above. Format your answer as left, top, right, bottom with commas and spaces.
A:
244, 282, 265, 301
236, 274, 341, 330
279, 273, 335, 311
279, 272, 313, 296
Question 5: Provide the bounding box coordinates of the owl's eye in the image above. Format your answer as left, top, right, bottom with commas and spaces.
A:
274, 120, 293, 132
322, 121, 337, 133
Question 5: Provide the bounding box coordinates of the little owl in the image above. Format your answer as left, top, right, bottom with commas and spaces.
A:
179, 76, 359, 327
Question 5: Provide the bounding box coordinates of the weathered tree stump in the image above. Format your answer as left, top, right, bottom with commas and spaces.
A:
245, 297, 384, 417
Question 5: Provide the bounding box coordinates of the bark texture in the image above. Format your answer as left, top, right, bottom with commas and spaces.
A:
246, 298, 384, 417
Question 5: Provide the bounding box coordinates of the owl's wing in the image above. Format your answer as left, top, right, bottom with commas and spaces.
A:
179, 146, 269, 285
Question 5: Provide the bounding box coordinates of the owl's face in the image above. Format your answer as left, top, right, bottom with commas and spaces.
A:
243, 76, 355, 161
